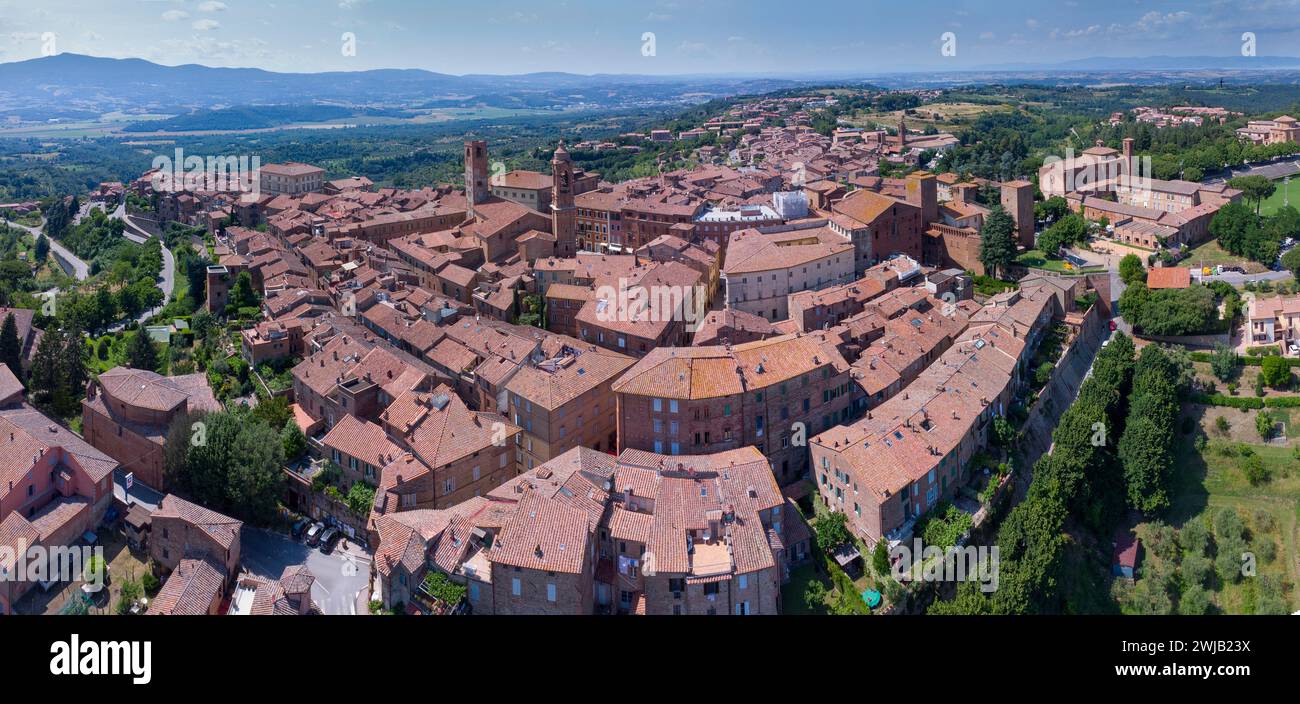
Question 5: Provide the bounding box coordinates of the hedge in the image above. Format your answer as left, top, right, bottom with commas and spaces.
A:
1189, 351, 1300, 368
1190, 393, 1300, 409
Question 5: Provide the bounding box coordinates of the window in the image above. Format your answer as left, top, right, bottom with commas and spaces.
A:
653, 398, 663, 412
512, 578, 521, 596
443, 478, 455, 495
472, 466, 481, 481
547, 584, 557, 602
669, 399, 679, 413
738, 575, 748, 590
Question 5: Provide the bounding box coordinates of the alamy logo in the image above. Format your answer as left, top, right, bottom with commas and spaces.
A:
891, 539, 999, 593
0, 540, 104, 591
150, 148, 261, 195
49, 634, 152, 685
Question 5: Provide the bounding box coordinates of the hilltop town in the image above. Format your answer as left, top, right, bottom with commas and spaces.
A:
2, 79, 1299, 619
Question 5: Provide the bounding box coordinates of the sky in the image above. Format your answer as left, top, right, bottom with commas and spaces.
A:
0, 0, 1298, 75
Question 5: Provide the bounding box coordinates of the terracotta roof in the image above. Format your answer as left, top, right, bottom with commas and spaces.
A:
1145, 267, 1190, 290
153, 494, 243, 554
147, 555, 226, 615
321, 415, 402, 469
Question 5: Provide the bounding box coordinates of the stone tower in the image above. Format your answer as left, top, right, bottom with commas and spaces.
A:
897, 115, 907, 150
464, 140, 490, 218
1000, 181, 1036, 249
551, 141, 577, 257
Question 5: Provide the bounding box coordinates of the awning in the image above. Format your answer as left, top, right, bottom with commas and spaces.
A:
81, 530, 98, 544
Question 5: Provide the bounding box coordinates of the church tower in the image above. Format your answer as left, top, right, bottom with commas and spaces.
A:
551, 141, 577, 256
464, 140, 490, 218
897, 115, 907, 150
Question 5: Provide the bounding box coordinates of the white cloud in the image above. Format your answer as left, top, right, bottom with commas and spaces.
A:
192, 19, 221, 31
161, 10, 189, 22
198, 1, 227, 12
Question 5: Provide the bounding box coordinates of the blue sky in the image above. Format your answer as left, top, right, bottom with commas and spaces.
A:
0, 0, 1297, 75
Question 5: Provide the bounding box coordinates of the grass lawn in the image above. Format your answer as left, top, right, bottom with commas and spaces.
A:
1258, 176, 1298, 217
1165, 406, 1300, 613
781, 563, 831, 615
1016, 249, 1104, 274
1183, 239, 1268, 274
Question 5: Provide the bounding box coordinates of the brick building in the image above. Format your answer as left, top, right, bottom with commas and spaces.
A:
612, 333, 853, 485
81, 367, 222, 491
505, 342, 635, 470
370, 445, 811, 615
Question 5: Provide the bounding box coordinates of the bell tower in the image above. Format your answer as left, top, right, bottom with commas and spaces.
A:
464, 140, 490, 218
551, 141, 577, 256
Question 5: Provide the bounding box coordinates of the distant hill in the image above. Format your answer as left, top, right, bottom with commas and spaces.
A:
0, 53, 808, 118
975, 55, 1300, 71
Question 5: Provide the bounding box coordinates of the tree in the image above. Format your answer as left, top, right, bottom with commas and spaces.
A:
1037, 212, 1087, 257
27, 325, 88, 418
1178, 584, 1211, 615
872, 538, 891, 576
1209, 202, 1259, 257
1118, 253, 1146, 285
116, 578, 143, 615
1120, 283, 1218, 336
1182, 551, 1213, 589
1255, 412, 1274, 440
0, 313, 22, 382
1228, 174, 1277, 215
1210, 343, 1237, 382
165, 410, 286, 524
979, 206, 1017, 280
281, 418, 308, 462
815, 511, 853, 554
250, 394, 293, 431
125, 330, 160, 372
1034, 196, 1070, 223
1243, 453, 1271, 485
1260, 354, 1291, 388
346, 481, 377, 516
33, 234, 49, 263
227, 270, 260, 312
992, 416, 1017, 452
191, 309, 216, 340
802, 579, 827, 612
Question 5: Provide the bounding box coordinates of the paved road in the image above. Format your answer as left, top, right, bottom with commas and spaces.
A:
240, 527, 372, 615
1206, 157, 1300, 185
1194, 270, 1293, 285
98, 201, 177, 327
3, 216, 91, 280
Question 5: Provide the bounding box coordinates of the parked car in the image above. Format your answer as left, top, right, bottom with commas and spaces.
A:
1289, 343, 1299, 356
305, 522, 325, 546
318, 528, 339, 553
1109, 320, 1117, 332
291, 518, 311, 539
